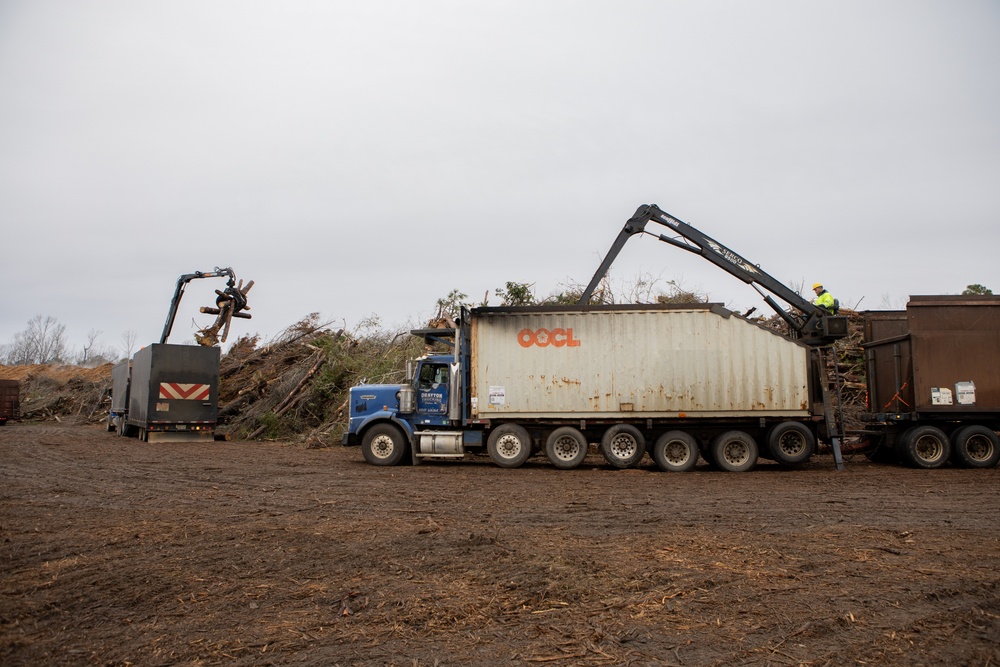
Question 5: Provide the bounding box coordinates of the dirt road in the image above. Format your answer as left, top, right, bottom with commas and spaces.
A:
2, 422, 999, 666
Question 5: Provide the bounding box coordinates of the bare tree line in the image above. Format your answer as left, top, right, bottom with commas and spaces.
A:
0, 315, 137, 366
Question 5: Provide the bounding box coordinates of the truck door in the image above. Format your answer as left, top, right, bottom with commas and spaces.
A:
416, 363, 450, 415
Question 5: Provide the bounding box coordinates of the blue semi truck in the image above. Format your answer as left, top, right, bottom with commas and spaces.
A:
342, 302, 837, 472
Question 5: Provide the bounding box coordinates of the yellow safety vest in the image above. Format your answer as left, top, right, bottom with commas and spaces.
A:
813, 291, 835, 314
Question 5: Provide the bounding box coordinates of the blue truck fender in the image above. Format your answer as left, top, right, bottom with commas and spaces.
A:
343, 411, 415, 447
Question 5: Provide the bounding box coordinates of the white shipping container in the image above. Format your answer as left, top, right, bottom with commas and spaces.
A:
470, 305, 809, 419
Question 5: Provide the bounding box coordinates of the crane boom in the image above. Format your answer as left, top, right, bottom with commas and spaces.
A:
580, 204, 847, 345
160, 267, 252, 345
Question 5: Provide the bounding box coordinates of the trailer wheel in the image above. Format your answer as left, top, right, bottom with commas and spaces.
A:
487, 424, 533, 468
899, 426, 950, 469
767, 422, 815, 467
600, 424, 646, 469
711, 431, 758, 472
545, 427, 588, 469
361, 424, 408, 466
951, 426, 1000, 468
653, 431, 699, 472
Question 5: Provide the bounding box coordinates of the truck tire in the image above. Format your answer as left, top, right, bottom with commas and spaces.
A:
600, 424, 646, 469
711, 430, 758, 472
652, 431, 699, 472
951, 426, 1000, 468
361, 424, 408, 466
487, 424, 533, 468
545, 427, 588, 470
898, 425, 950, 469
767, 422, 815, 467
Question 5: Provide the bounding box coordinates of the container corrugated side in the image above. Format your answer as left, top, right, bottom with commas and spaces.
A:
470, 306, 809, 419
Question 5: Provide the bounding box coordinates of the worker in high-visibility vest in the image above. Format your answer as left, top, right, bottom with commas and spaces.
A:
812, 283, 837, 314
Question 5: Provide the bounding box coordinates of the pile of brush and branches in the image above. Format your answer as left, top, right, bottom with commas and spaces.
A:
216, 314, 424, 446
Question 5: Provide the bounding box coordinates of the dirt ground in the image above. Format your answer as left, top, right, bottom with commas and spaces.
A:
2, 422, 1000, 667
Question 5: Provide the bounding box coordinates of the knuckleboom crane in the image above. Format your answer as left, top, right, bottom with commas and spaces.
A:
160, 267, 254, 346
580, 204, 848, 346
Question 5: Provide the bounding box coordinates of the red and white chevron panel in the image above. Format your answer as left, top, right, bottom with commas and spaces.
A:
158, 383, 211, 401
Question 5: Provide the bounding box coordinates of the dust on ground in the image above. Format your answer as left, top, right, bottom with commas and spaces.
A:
2, 422, 999, 666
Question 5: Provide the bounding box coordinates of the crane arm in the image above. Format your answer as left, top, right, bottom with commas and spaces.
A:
160, 267, 252, 345
580, 204, 847, 344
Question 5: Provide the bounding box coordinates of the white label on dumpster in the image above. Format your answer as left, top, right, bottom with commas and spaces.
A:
931, 388, 953, 405
156, 402, 170, 412
489, 386, 506, 406
955, 381, 976, 405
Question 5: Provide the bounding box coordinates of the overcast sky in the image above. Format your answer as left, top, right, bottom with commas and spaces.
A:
1, 1, 997, 357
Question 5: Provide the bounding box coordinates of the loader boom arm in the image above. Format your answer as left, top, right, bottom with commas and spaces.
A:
580, 204, 847, 344
160, 267, 252, 345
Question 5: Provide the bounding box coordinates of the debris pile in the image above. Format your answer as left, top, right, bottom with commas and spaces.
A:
0, 364, 112, 424
215, 314, 423, 445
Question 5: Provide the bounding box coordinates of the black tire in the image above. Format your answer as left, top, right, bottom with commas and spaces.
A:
361, 423, 409, 466
652, 431, 699, 472
899, 425, 950, 469
487, 424, 533, 468
951, 426, 1000, 468
711, 430, 758, 472
545, 427, 588, 470
767, 422, 816, 467
600, 424, 646, 469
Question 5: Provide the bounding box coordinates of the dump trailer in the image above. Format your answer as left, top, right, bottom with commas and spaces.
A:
345, 303, 831, 472
0, 379, 19, 425
121, 344, 221, 442
108, 266, 254, 442
861, 295, 1000, 468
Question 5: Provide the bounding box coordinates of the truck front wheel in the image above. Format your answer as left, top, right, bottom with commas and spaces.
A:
711, 431, 758, 472
950, 426, 999, 468
546, 427, 588, 470
487, 424, 533, 468
600, 424, 646, 469
361, 424, 408, 466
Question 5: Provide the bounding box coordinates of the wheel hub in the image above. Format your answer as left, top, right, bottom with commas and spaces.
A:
553, 437, 580, 461
372, 435, 395, 459
723, 442, 750, 466
665, 441, 690, 465
967, 435, 994, 462
497, 435, 521, 458
610, 435, 637, 458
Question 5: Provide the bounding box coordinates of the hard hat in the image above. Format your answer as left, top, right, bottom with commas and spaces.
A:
812, 283, 823, 290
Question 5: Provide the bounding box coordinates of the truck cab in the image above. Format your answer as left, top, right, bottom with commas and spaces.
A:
343, 349, 473, 465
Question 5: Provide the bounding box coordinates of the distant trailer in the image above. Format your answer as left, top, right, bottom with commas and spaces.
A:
861, 295, 1000, 468
120, 344, 221, 442
0, 379, 19, 425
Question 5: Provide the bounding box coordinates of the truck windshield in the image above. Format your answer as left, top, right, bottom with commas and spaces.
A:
418, 364, 448, 389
